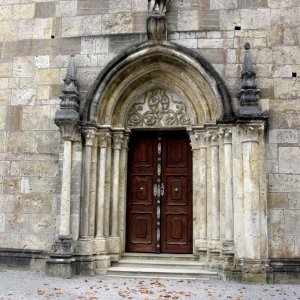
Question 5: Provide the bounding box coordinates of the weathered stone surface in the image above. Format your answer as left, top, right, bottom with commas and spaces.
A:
0, 20, 19, 41
211, 0, 238, 9
5, 105, 22, 131
22, 106, 51, 131
31, 214, 56, 234
7, 132, 35, 153
11, 88, 36, 105
56, 1, 77, 17
269, 174, 300, 192
269, 129, 298, 144
36, 131, 60, 154
0, 5, 13, 21
61, 16, 102, 37
288, 193, 300, 209
241, 9, 270, 30
3, 177, 21, 195
279, 147, 300, 173
178, 10, 199, 31
268, 193, 288, 209
36, 69, 60, 85
102, 13, 133, 34
12, 4, 35, 20
0, 161, 10, 176
268, 209, 285, 235
199, 10, 220, 30
274, 78, 300, 99
35, 2, 56, 18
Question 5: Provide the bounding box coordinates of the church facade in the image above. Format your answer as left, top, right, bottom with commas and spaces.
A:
0, 0, 299, 283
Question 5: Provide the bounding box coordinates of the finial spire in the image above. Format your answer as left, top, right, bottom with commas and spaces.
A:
237, 43, 263, 117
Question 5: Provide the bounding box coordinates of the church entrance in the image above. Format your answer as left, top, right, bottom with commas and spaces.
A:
126, 131, 193, 254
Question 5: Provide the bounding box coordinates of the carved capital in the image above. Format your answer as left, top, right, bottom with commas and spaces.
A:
220, 128, 233, 144
98, 130, 111, 148
113, 132, 124, 150
189, 130, 206, 150
83, 128, 97, 146
122, 133, 130, 150
207, 130, 219, 146
56, 119, 81, 142
238, 123, 264, 143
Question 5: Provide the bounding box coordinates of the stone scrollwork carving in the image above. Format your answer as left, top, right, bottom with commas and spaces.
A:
238, 123, 264, 143
127, 88, 191, 127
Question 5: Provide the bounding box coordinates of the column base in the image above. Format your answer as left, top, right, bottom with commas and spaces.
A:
95, 255, 111, 275
232, 259, 270, 283
107, 236, 121, 255
93, 237, 107, 254
46, 237, 75, 278
76, 256, 96, 276
208, 239, 221, 255
222, 240, 235, 255
77, 238, 94, 255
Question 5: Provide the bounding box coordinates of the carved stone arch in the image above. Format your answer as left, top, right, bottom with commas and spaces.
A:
82, 41, 233, 127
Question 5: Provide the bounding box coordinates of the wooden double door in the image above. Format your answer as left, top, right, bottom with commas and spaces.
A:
126, 131, 192, 254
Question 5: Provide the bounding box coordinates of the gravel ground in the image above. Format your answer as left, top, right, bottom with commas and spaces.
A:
0, 269, 299, 300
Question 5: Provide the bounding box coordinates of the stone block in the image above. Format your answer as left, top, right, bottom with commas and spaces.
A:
6, 105, 22, 131
279, 147, 300, 173
269, 174, 300, 193
198, 38, 224, 48
241, 9, 270, 30
40, 161, 59, 178
109, 0, 131, 13
36, 69, 60, 85
36, 131, 60, 154
268, 129, 298, 144
0, 132, 6, 153
210, 0, 238, 9
178, 10, 199, 31
102, 13, 133, 34
46, 258, 76, 278
31, 214, 55, 234
35, 2, 56, 18
3, 177, 21, 194
0, 106, 7, 130
268, 0, 294, 8
0, 233, 22, 249
132, 0, 148, 12
21, 234, 54, 251
51, 38, 81, 56
174, 38, 197, 49
77, 0, 109, 15
7, 132, 35, 153
56, 1, 77, 17
268, 193, 288, 209
0, 59, 12, 77
13, 56, 34, 78
238, 0, 268, 8
10, 161, 19, 176
74, 55, 97, 67
0, 20, 19, 42
0, 5, 13, 21
288, 193, 300, 209
33, 18, 53, 39
197, 49, 226, 64
199, 10, 220, 30
76, 67, 100, 86
5, 213, 30, 233
12, 4, 35, 20
11, 88, 36, 105
35, 56, 50, 69
132, 12, 147, 33
61, 15, 102, 37
273, 46, 300, 66
22, 105, 51, 131
36, 86, 50, 100
285, 210, 300, 235
0, 161, 10, 176
0, 78, 9, 89
268, 209, 284, 239
220, 9, 240, 31
0, 213, 5, 232
274, 78, 300, 99
20, 161, 40, 177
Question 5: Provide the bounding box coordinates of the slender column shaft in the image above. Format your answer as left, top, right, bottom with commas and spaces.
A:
59, 140, 72, 237
210, 132, 220, 245
199, 137, 207, 248
224, 130, 234, 241
80, 129, 96, 238
111, 133, 123, 237
96, 132, 109, 238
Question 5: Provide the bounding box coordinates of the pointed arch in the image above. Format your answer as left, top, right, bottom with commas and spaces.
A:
82, 41, 233, 127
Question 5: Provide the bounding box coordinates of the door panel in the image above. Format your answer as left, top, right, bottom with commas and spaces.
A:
126, 131, 192, 254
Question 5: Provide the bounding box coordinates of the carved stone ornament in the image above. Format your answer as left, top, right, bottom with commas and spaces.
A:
98, 131, 111, 148
148, 0, 172, 16
238, 123, 264, 143
83, 128, 97, 146
127, 88, 191, 127
113, 133, 124, 150
207, 130, 219, 146
220, 128, 233, 144
189, 130, 206, 150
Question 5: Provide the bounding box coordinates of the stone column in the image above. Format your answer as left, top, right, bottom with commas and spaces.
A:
239, 124, 263, 260
80, 128, 97, 240
94, 130, 110, 253
119, 133, 130, 252
108, 132, 123, 255
189, 129, 207, 255
209, 130, 220, 252
222, 128, 234, 253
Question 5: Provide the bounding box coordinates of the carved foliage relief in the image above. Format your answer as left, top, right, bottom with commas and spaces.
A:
127, 88, 191, 127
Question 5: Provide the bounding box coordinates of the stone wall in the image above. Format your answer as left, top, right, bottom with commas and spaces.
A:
0, 0, 299, 260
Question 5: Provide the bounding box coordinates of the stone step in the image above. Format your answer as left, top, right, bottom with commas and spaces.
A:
107, 266, 218, 280
112, 259, 205, 270
121, 252, 198, 261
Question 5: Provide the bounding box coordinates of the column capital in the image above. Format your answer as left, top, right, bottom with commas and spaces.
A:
188, 130, 206, 150
98, 130, 111, 148
207, 129, 219, 146
56, 119, 81, 142
83, 127, 98, 146
238, 123, 264, 143
220, 128, 233, 144
113, 132, 124, 150
122, 133, 130, 150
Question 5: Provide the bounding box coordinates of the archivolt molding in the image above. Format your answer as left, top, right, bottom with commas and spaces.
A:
82, 41, 233, 128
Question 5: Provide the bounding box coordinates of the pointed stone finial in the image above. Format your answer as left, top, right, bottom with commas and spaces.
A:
237, 43, 263, 117
55, 54, 81, 140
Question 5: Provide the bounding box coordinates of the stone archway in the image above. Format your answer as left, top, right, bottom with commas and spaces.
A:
49, 40, 269, 280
